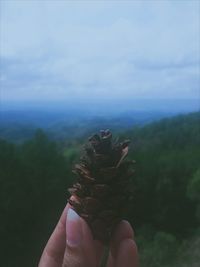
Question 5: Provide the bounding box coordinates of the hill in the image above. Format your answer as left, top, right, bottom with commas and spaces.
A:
0, 111, 199, 267
0, 109, 179, 143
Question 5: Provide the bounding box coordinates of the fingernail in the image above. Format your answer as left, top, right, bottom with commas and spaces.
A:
66, 208, 82, 247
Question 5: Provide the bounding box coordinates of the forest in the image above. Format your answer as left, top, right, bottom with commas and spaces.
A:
0, 111, 200, 267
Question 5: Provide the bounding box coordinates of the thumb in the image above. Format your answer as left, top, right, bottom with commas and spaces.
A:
62, 208, 96, 267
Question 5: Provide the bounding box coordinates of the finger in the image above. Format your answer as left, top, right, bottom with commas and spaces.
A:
116, 239, 139, 267
106, 221, 134, 267
110, 220, 134, 258
38, 204, 69, 267
62, 208, 97, 267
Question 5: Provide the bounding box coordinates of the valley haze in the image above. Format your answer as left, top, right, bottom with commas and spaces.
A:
0, 98, 199, 143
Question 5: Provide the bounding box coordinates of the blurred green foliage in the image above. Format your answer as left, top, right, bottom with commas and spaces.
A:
0, 112, 200, 267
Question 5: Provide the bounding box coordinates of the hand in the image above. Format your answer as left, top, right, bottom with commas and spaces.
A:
38, 204, 138, 267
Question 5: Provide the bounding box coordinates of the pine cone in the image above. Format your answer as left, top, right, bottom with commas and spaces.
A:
68, 129, 134, 244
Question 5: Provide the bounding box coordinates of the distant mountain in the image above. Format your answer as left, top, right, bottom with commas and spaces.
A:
0, 109, 197, 143
125, 111, 200, 149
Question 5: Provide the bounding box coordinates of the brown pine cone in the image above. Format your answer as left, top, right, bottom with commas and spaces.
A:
68, 129, 134, 244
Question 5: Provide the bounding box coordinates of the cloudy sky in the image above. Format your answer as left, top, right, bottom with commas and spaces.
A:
0, 0, 199, 106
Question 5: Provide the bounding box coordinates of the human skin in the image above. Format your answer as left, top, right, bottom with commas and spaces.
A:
38, 204, 139, 267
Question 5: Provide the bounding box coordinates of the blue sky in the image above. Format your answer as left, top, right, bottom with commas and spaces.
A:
0, 0, 199, 106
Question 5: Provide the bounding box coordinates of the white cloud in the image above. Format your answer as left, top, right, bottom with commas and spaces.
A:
0, 0, 199, 103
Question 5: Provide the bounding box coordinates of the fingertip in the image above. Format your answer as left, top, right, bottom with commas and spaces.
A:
60, 203, 70, 226
111, 220, 134, 258
120, 220, 135, 237
66, 208, 82, 247
66, 207, 94, 248
63, 211, 97, 267
116, 238, 139, 267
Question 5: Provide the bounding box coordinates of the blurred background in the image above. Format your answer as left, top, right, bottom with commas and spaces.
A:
0, 1, 200, 266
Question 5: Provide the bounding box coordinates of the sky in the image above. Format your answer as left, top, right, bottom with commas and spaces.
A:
0, 0, 200, 110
